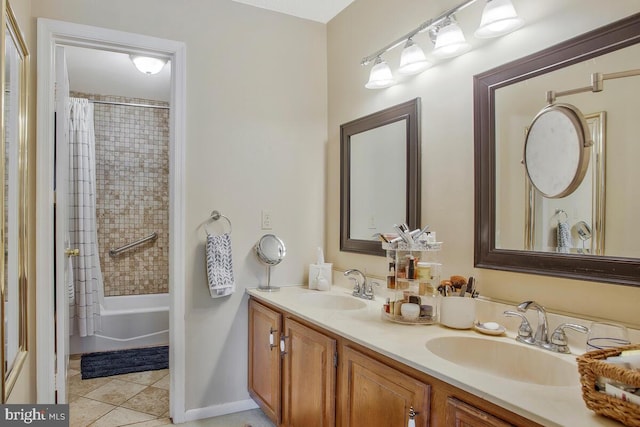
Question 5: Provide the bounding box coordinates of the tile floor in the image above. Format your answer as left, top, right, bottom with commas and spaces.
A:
68, 355, 275, 427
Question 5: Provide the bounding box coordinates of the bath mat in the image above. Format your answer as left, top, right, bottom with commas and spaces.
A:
81, 345, 168, 379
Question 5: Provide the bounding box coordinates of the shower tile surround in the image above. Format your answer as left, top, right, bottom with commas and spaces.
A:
71, 92, 169, 296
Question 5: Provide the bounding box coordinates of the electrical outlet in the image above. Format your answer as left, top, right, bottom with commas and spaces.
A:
261, 210, 273, 230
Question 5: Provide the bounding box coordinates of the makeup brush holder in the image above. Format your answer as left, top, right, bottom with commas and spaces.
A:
440, 296, 476, 329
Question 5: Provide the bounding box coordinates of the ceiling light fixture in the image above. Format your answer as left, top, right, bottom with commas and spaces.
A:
398, 39, 431, 75
129, 55, 168, 75
475, 0, 524, 38
360, 0, 524, 89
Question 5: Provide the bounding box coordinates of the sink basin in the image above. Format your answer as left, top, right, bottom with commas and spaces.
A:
425, 336, 579, 387
296, 293, 367, 310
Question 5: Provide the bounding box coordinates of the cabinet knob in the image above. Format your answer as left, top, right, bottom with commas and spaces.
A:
280, 335, 289, 357
269, 327, 277, 350
408, 406, 418, 427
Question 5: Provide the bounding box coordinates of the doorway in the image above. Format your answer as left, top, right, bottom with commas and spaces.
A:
35, 18, 187, 422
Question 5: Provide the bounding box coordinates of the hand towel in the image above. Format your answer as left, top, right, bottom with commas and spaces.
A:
206, 232, 235, 298
557, 220, 572, 253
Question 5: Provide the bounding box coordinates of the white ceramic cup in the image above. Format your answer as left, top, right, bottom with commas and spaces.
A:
439, 297, 476, 329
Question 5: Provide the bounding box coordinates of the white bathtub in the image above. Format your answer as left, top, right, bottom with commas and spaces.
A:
70, 293, 169, 354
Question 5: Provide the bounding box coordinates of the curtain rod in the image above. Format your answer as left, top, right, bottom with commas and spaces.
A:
89, 99, 170, 110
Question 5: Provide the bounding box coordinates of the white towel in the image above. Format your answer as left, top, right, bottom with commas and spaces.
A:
206, 232, 235, 298
557, 221, 572, 253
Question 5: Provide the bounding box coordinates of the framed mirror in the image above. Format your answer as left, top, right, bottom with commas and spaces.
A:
340, 98, 421, 257
474, 13, 640, 286
1, 1, 29, 402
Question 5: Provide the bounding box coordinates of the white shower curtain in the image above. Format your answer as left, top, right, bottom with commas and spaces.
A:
68, 97, 103, 337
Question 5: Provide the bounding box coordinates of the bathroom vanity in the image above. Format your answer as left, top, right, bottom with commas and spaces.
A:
247, 286, 624, 427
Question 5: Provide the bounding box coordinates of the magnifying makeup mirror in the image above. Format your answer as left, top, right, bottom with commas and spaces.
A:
255, 234, 286, 292
524, 103, 593, 198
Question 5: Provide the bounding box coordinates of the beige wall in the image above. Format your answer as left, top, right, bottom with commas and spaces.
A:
327, 0, 640, 328
30, 0, 327, 412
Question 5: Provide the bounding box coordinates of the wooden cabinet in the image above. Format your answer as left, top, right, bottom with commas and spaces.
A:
249, 299, 336, 427
249, 297, 539, 427
340, 346, 430, 427
281, 318, 336, 427
248, 299, 282, 424
446, 397, 513, 427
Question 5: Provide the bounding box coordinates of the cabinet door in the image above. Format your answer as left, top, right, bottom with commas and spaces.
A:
248, 299, 282, 425
340, 346, 430, 427
446, 397, 513, 427
282, 318, 336, 427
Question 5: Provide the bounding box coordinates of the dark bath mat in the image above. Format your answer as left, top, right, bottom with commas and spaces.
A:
81, 345, 168, 379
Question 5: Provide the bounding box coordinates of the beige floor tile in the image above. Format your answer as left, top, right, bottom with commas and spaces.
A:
70, 356, 81, 370
68, 374, 111, 397
69, 396, 115, 427
127, 418, 173, 427
152, 373, 169, 390
121, 386, 169, 416
183, 408, 275, 426
90, 407, 156, 427
115, 369, 169, 386
68, 368, 81, 377
68, 394, 82, 404
85, 379, 147, 405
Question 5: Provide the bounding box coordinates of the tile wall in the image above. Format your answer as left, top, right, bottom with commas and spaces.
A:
71, 92, 169, 296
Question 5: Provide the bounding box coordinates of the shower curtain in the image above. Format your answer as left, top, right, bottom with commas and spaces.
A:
68, 97, 103, 337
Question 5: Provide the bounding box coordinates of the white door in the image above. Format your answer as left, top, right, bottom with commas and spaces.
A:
54, 45, 71, 404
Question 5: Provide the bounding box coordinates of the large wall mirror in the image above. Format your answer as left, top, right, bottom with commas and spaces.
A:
474, 13, 640, 286
1, 0, 29, 402
341, 98, 421, 257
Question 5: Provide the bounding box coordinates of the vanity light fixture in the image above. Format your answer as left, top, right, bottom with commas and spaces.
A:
361, 0, 524, 89
431, 17, 471, 59
365, 57, 396, 89
475, 0, 524, 38
398, 39, 431, 75
129, 55, 168, 75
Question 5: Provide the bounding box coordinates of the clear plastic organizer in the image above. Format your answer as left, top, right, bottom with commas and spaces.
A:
381, 243, 442, 325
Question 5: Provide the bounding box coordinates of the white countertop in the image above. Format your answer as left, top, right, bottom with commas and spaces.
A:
247, 284, 623, 427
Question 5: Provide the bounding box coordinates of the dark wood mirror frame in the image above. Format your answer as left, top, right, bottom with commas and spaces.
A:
474, 13, 640, 287
341, 98, 421, 257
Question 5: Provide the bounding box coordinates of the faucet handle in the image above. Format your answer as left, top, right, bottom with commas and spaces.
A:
504, 310, 534, 344
549, 323, 589, 353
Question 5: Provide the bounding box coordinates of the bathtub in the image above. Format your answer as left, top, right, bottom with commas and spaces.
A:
70, 293, 169, 354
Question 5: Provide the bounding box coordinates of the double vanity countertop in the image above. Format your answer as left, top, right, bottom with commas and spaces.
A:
247, 284, 626, 427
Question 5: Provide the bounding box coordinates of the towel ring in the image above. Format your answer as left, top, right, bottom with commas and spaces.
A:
204, 210, 232, 236
555, 209, 569, 223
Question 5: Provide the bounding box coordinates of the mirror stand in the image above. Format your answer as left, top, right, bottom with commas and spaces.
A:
255, 234, 286, 292
258, 265, 280, 292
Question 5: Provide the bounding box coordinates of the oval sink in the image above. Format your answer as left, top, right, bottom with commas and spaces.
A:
426, 336, 579, 387
296, 293, 367, 310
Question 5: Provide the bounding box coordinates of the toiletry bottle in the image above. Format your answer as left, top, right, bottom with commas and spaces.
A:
408, 255, 415, 280
387, 262, 396, 289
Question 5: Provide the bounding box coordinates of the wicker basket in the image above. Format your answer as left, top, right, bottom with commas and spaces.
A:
577, 344, 640, 426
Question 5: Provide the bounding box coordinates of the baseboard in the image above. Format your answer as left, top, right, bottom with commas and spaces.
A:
182, 398, 259, 422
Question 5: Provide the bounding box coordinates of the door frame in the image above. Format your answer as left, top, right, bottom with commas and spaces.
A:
35, 18, 187, 421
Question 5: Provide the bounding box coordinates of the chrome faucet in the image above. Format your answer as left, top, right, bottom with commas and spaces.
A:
517, 300, 549, 346
344, 269, 373, 300
505, 300, 589, 354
